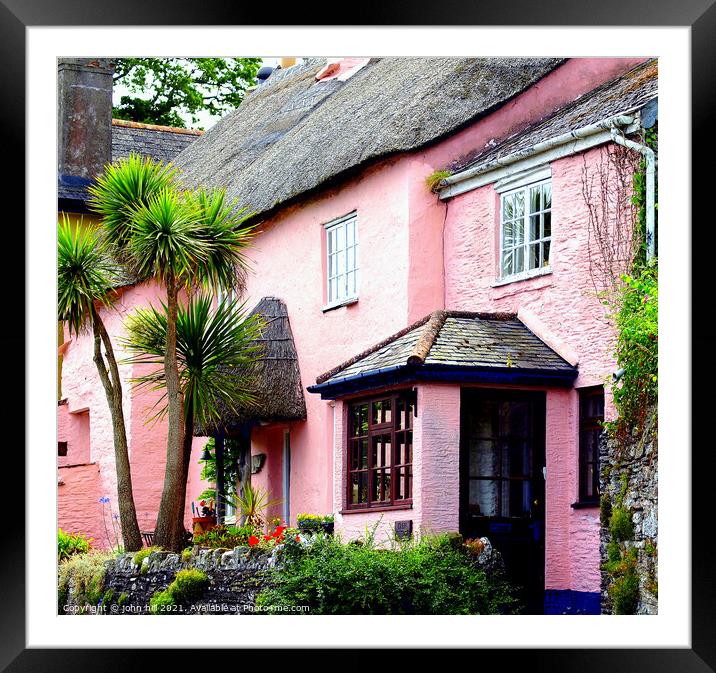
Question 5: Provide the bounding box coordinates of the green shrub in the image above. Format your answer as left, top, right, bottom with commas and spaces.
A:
117, 592, 129, 607
610, 564, 640, 614
149, 590, 175, 614
425, 169, 452, 192
102, 589, 115, 605
609, 507, 634, 543
256, 533, 517, 615
599, 494, 612, 528
609, 263, 658, 438
58, 528, 92, 561
170, 569, 209, 602
58, 551, 115, 611
181, 547, 193, 563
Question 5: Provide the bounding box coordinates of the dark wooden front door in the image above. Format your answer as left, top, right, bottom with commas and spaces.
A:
460, 389, 546, 614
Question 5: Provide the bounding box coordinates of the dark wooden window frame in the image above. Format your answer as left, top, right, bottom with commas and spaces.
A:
344, 390, 416, 512
58, 441, 68, 457
575, 386, 605, 507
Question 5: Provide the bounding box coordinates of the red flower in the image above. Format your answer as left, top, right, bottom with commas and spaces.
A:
295, 535, 301, 542
248, 535, 259, 546
264, 535, 272, 541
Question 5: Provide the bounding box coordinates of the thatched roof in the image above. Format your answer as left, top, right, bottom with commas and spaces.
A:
195, 296, 307, 436
172, 57, 564, 221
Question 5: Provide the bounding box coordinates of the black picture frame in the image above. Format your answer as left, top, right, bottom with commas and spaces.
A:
5, 0, 712, 669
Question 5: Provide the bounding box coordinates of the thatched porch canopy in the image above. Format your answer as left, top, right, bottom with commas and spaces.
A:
195, 297, 307, 436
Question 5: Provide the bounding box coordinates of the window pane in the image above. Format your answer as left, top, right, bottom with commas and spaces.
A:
396, 433, 412, 465
372, 434, 392, 468
529, 214, 539, 241
528, 243, 540, 270
503, 220, 516, 248
502, 250, 514, 277
469, 479, 498, 517
501, 479, 532, 517
351, 403, 369, 436
328, 278, 336, 302
542, 183, 552, 209
347, 246, 355, 272
470, 440, 499, 477
513, 246, 524, 274
346, 271, 354, 296
503, 196, 514, 220
346, 219, 355, 246
396, 467, 409, 500
514, 191, 524, 217
327, 228, 335, 254
530, 186, 541, 213
503, 441, 531, 478
372, 399, 392, 425
542, 240, 551, 267
351, 472, 368, 504
371, 469, 391, 502
336, 223, 345, 250
543, 210, 551, 238
336, 249, 345, 276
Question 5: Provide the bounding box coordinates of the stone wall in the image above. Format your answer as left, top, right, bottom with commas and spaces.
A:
62, 547, 277, 615
599, 406, 658, 614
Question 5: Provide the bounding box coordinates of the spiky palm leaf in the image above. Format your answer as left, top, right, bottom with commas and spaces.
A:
87, 152, 178, 252
184, 188, 257, 294
57, 215, 114, 336
127, 187, 209, 284
122, 294, 264, 428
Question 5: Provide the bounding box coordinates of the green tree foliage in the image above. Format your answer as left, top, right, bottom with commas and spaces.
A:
113, 58, 262, 128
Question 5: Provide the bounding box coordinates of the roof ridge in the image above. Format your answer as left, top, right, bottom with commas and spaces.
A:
112, 118, 204, 136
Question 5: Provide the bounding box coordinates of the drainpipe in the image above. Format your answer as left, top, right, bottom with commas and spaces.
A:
610, 124, 656, 262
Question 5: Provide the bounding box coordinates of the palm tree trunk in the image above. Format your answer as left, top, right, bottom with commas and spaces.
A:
154, 272, 187, 551
90, 307, 142, 552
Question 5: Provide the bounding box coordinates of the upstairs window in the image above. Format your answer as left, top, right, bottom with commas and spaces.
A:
325, 213, 359, 307
500, 179, 552, 280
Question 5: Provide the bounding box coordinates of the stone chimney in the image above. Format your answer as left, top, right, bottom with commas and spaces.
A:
57, 58, 115, 183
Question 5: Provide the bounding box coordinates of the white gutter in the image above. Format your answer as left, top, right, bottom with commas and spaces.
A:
439, 114, 639, 200
610, 125, 657, 262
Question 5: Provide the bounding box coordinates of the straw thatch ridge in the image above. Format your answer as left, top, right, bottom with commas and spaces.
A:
172, 57, 564, 222
195, 296, 307, 436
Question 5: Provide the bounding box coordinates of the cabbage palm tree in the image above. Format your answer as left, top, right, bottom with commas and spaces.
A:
89, 156, 255, 551
57, 216, 142, 551
122, 294, 264, 537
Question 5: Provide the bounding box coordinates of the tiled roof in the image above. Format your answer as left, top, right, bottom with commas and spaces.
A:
309, 310, 576, 398
448, 58, 657, 176
111, 119, 203, 164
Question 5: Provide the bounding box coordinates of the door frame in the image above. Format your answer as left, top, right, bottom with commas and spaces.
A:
458, 387, 547, 610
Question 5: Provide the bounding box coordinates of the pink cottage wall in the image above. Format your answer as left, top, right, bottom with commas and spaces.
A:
437, 148, 623, 593
240, 58, 644, 528
240, 155, 413, 523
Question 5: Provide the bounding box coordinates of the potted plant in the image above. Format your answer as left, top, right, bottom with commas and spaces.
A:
321, 514, 335, 535
296, 513, 323, 534
191, 500, 217, 536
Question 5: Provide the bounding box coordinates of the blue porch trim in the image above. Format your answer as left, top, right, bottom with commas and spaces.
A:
544, 589, 601, 615
307, 364, 577, 400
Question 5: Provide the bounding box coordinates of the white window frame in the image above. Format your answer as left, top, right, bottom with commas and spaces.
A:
497, 171, 553, 283
324, 212, 359, 310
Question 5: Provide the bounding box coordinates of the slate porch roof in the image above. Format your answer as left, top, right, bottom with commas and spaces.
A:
308, 310, 577, 399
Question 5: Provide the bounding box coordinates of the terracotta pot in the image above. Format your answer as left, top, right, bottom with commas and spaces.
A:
192, 516, 217, 536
